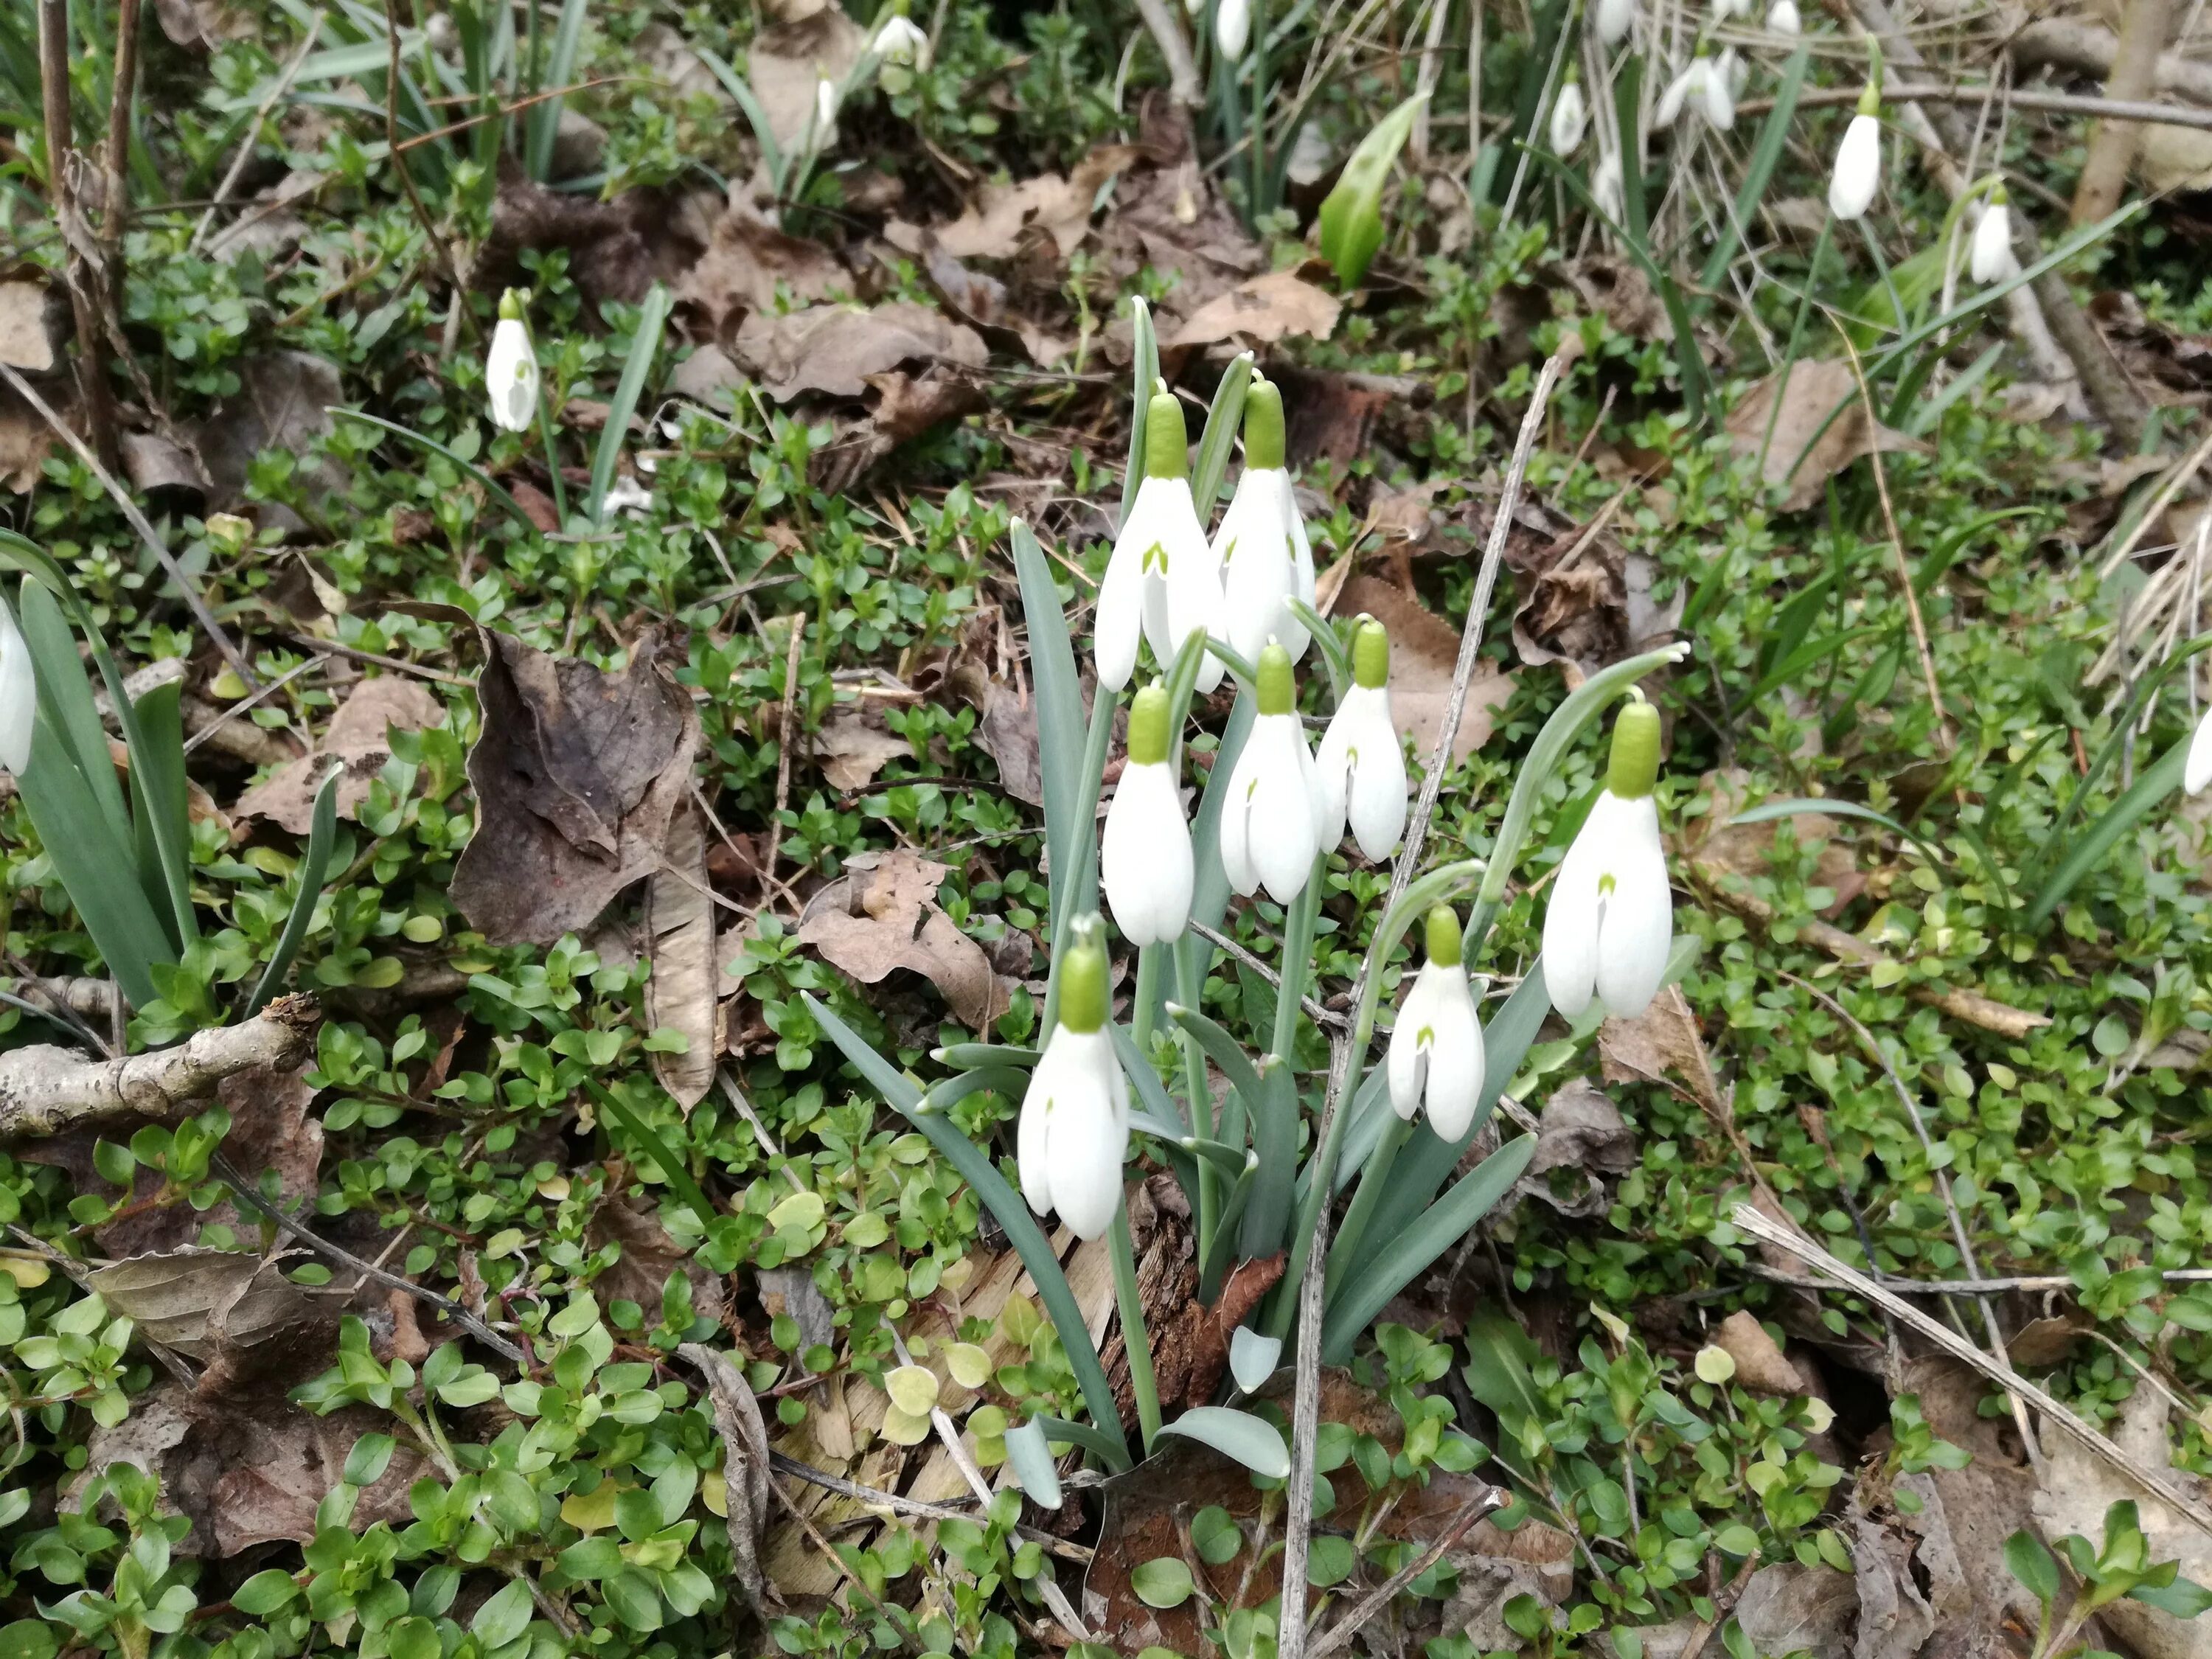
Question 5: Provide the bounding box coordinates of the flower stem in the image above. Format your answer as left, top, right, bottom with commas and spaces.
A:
1270, 855, 1325, 1062
1110, 1202, 1161, 1453
1133, 941, 1164, 1054
1325, 1113, 1413, 1290
535, 366, 568, 527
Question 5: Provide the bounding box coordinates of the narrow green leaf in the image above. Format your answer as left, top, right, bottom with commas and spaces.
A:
1010, 520, 1086, 925
2025, 735, 2187, 929
1190, 352, 1253, 519
1033, 1413, 1128, 1470
1700, 44, 1808, 293
1321, 1135, 1537, 1363
18, 581, 128, 829
523, 0, 590, 178
1156, 1406, 1290, 1479
695, 48, 784, 183
128, 681, 195, 951
1001, 1419, 1064, 1510
588, 1082, 719, 1237
1316, 91, 1427, 288
1166, 1001, 1267, 1107
1239, 1058, 1298, 1258
331, 410, 540, 539
589, 284, 671, 525
245, 767, 341, 1018
808, 994, 1131, 1470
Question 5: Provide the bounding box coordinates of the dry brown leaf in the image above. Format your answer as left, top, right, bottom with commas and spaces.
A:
1504, 509, 1679, 675
1599, 984, 1724, 1115
796, 850, 1011, 1031
1725, 359, 1929, 514
1713, 1310, 1808, 1395
908, 234, 1070, 366
234, 677, 444, 832
1514, 1079, 1635, 1217
1332, 574, 1514, 766
646, 803, 720, 1110
677, 207, 850, 338
949, 663, 1046, 806
188, 351, 349, 515
813, 707, 912, 790
731, 302, 987, 401
745, 9, 868, 147
928, 145, 1142, 260
88, 1249, 329, 1360
2139, 122, 2212, 193
810, 366, 988, 493
120, 432, 212, 496
0, 279, 57, 372
0, 383, 56, 493
451, 628, 701, 947
1161, 270, 1342, 349
486, 176, 701, 311
678, 1344, 775, 1614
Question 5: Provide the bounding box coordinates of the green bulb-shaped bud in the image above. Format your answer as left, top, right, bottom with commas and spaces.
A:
1058, 919, 1109, 1034
1144, 387, 1188, 481
1244, 376, 1285, 471
1256, 640, 1295, 716
1425, 905, 1464, 968
1857, 41, 1882, 111
1127, 681, 1172, 767
1352, 616, 1389, 690
1989, 181, 2008, 206
498, 288, 527, 321
1606, 692, 1663, 799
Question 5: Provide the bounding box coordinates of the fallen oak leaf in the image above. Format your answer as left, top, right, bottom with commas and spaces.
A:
797, 850, 1012, 1032
88, 1248, 331, 1361
812, 706, 914, 791
1161, 270, 1343, 349
732, 302, 987, 402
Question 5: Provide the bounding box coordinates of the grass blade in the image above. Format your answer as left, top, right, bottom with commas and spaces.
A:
245, 766, 341, 1018
523, 0, 590, 179
2025, 735, 2186, 929
588, 283, 670, 524
1190, 351, 1253, 520
807, 993, 1132, 1470
587, 1080, 720, 1235
695, 46, 784, 184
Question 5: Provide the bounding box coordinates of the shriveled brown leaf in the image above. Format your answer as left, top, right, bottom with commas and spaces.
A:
810, 366, 987, 493
1514, 1079, 1635, 1217
234, 676, 445, 832
1713, 1310, 1808, 1396
591, 1189, 729, 1321
88, 1249, 330, 1361
77, 1384, 422, 1557
0, 383, 56, 493
678, 206, 850, 338
451, 629, 701, 947
908, 234, 1070, 366
925, 145, 1143, 260
1442, 1516, 1579, 1648
1332, 574, 1514, 766
1683, 768, 1863, 910
813, 706, 913, 790
746, 10, 869, 148
1562, 254, 1672, 345
0, 279, 58, 372
1725, 359, 1929, 514
1730, 1560, 1860, 1658
731, 302, 987, 401
948, 662, 1046, 806
678, 1344, 776, 1614
1505, 509, 1680, 674
1272, 365, 1411, 466
1599, 984, 1724, 1114
797, 849, 1011, 1031
1161, 270, 1341, 349
646, 804, 720, 1109
670, 344, 745, 403
189, 351, 350, 515
2006, 1310, 2094, 1366
120, 432, 212, 496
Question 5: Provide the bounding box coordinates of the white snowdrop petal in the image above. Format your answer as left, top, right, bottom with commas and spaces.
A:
1249, 720, 1320, 902
1542, 799, 1615, 1015
2189, 706, 2212, 796
1970, 202, 2017, 284
1045, 1063, 1128, 1241
1219, 733, 1265, 896
1017, 1046, 1061, 1216
1217, 473, 1297, 666
1422, 967, 1486, 1142
1103, 762, 1193, 944
1346, 693, 1408, 863
0, 605, 32, 776
1592, 794, 1672, 1017
1386, 973, 1436, 1120
1829, 113, 1881, 220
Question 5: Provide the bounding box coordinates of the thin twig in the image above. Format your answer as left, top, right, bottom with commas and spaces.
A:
1186, 919, 1347, 1029
1750, 1263, 2212, 1295
209, 1153, 526, 1363
1736, 80, 2212, 131
35, 0, 119, 467
281, 632, 474, 688
1279, 342, 1581, 1659
191, 15, 324, 253
100, 0, 143, 305
764, 619, 806, 903
1307, 1489, 1507, 1658
0, 361, 257, 686
765, 1451, 1093, 1562
1731, 1203, 2212, 1540
183, 653, 327, 754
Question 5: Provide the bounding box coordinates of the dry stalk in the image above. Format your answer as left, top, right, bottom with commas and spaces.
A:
36, 0, 119, 467
2073, 0, 2182, 224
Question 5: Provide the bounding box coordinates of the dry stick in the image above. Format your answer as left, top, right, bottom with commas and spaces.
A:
0, 996, 317, 1137
36, 0, 119, 469
209, 1151, 529, 1365
1739, 81, 2212, 132
0, 361, 259, 688
1277, 341, 1581, 1659
763, 618, 806, 906
765, 1450, 1093, 1563
1840, 0, 2152, 448
1306, 1489, 1509, 1659
2072, 0, 2177, 225
1837, 330, 1952, 754
1780, 970, 2048, 1475
1132, 0, 1203, 105
1752, 1264, 2212, 1295
191, 15, 324, 254
1731, 1203, 2212, 1540
100, 0, 143, 306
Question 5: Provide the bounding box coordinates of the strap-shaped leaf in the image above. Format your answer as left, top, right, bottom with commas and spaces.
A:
932, 1041, 1040, 1071
1034, 1413, 1127, 1470
1157, 1406, 1289, 1479
1001, 1419, 1063, 1510
589, 284, 671, 525
245, 766, 341, 1018
1197, 1152, 1259, 1299
18, 580, 128, 830
1321, 1135, 1537, 1363
128, 681, 195, 952
1010, 521, 1086, 926
523, 0, 592, 178
1190, 352, 1253, 519
807, 995, 1131, 1470
1118, 298, 1159, 529
1238, 1057, 1298, 1257
331, 411, 540, 540
1166, 1000, 1267, 1109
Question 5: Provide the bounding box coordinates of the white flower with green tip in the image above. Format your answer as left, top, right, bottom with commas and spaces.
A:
1387, 906, 1485, 1140
1102, 682, 1194, 945
873, 13, 931, 67
1829, 81, 1882, 221
1218, 641, 1324, 903
1213, 376, 1316, 667
1543, 693, 1673, 1018
1017, 927, 1130, 1241
485, 289, 540, 434
1217, 0, 1251, 58
1970, 187, 2017, 282
1550, 80, 1587, 156
1315, 617, 1408, 863
1099, 386, 1221, 693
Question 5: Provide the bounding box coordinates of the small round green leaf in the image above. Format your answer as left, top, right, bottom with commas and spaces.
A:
1131, 1557, 1194, 1609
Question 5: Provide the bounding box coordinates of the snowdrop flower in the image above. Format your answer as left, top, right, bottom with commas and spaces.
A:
1315, 617, 1408, 863
1219, 641, 1325, 903
1018, 924, 1130, 1241
1217, 0, 1251, 58
2188, 706, 2212, 796
1657, 60, 1733, 132
812, 77, 841, 150
485, 290, 539, 434
1829, 82, 1882, 220
1711, 0, 1751, 20
1214, 376, 1315, 667
1550, 78, 1588, 156
1543, 692, 1673, 1019
872, 13, 931, 68
1767, 0, 1801, 32
1102, 683, 1194, 945
1595, 0, 1636, 46
0, 595, 32, 776
1970, 185, 2017, 282
1594, 148, 1625, 222
1721, 46, 1747, 97
1387, 906, 1485, 1141
1098, 386, 1220, 692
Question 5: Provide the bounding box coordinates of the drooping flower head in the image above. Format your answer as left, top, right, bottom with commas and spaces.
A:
1970, 183, 2018, 283
1594, 0, 1636, 46
486, 288, 540, 434
1018, 921, 1131, 1241
1214, 375, 1315, 667
1219, 640, 1324, 903
872, 11, 931, 68
1102, 681, 1194, 945
1829, 69, 1882, 221
1542, 692, 1673, 1019
1767, 0, 1801, 32
1550, 78, 1588, 156
1315, 616, 1409, 863
0, 591, 33, 776
1099, 384, 1220, 693
1387, 905, 1486, 1140
1217, 0, 1252, 58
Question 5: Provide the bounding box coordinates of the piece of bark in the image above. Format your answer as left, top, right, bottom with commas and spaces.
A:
0, 995, 319, 1138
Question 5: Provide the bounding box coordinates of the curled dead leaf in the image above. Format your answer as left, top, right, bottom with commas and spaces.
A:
796, 849, 1012, 1031
88, 1248, 330, 1361
732, 302, 987, 402
234, 676, 445, 832
1725, 359, 1929, 514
